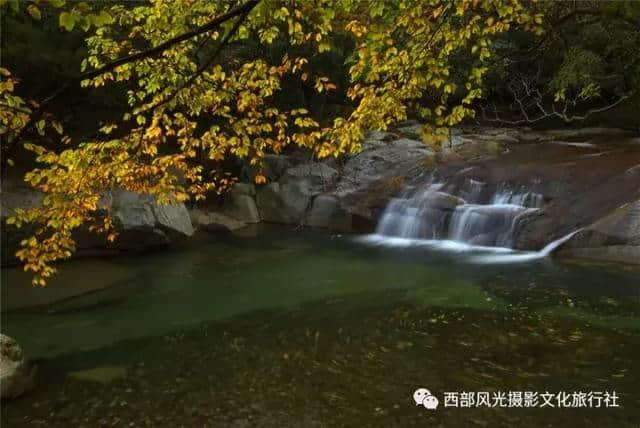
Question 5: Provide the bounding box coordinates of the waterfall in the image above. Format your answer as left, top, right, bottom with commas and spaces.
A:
375, 179, 543, 248
469, 229, 583, 264
538, 228, 582, 256
364, 175, 578, 262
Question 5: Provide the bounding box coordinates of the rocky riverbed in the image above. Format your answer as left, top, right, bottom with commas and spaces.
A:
2, 124, 639, 267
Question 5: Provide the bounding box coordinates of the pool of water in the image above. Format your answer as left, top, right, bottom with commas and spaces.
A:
2, 225, 640, 427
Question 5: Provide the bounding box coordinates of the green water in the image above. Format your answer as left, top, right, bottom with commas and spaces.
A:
2, 225, 639, 427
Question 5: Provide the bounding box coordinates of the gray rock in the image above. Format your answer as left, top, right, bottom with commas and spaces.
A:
1, 186, 194, 262
305, 195, 342, 228
559, 200, 640, 264
0, 186, 43, 217
361, 138, 388, 151
361, 131, 400, 150
105, 190, 194, 247
396, 122, 423, 138
335, 138, 433, 200
256, 182, 312, 224
281, 163, 338, 189
231, 182, 256, 196
312, 137, 435, 228
223, 193, 260, 223
420, 191, 466, 211
1, 334, 36, 399
189, 208, 247, 232
365, 130, 398, 142
243, 154, 293, 182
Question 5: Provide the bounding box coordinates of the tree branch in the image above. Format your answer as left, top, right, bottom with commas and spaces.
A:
9, 0, 260, 146
483, 76, 632, 125
148, 2, 256, 113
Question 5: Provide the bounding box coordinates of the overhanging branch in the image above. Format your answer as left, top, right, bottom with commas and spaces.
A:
9, 0, 260, 146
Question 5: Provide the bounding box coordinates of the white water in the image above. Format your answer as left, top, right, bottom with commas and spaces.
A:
469, 229, 583, 264
357, 229, 580, 264
362, 177, 579, 263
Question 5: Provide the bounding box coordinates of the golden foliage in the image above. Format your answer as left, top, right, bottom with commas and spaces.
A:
1, 0, 543, 285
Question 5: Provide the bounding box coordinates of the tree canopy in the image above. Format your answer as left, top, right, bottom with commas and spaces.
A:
1, 0, 639, 285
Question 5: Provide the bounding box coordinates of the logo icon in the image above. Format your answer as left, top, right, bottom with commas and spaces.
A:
414, 388, 439, 410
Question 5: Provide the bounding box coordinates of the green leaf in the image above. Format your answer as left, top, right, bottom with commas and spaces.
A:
8, 0, 19, 12
80, 17, 91, 31
52, 121, 64, 135
59, 11, 75, 31
96, 10, 114, 26
36, 120, 46, 136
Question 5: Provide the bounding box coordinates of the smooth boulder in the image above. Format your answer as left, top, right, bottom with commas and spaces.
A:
305, 194, 350, 230
558, 200, 640, 264
256, 182, 312, 224
190, 208, 247, 232
223, 184, 260, 223
1, 186, 195, 263
1, 334, 36, 399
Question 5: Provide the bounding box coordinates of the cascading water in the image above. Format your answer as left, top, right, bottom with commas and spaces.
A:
375, 178, 543, 248
363, 174, 578, 262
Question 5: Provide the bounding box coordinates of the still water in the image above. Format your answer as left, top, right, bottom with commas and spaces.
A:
2, 225, 640, 427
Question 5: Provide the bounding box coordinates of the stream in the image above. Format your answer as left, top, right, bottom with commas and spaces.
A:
2, 225, 640, 427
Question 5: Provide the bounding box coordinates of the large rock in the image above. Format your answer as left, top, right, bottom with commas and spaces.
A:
223, 190, 260, 223
280, 163, 338, 189
362, 131, 399, 150
189, 208, 247, 232
1, 186, 195, 263
1, 334, 36, 399
558, 200, 640, 264
418, 191, 466, 211
253, 163, 338, 225
338, 138, 432, 194
256, 182, 312, 224
305, 195, 350, 230
332, 138, 434, 224
242, 154, 293, 182
109, 190, 194, 237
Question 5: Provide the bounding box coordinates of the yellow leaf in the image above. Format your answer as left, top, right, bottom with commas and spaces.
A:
27, 5, 41, 20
